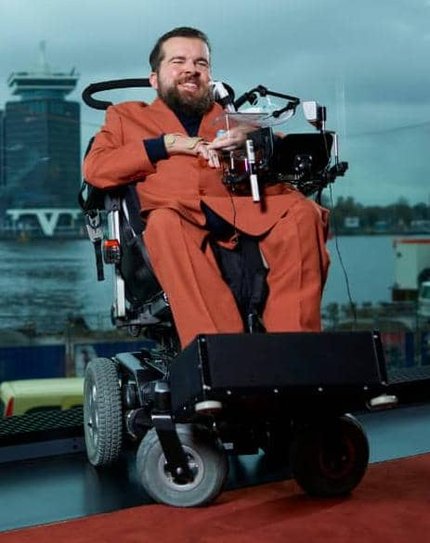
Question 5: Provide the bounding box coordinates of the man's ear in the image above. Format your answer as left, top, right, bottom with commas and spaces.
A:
149, 72, 158, 90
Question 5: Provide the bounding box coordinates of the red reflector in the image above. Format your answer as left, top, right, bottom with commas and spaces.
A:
5, 398, 14, 417
103, 239, 121, 264
104, 239, 120, 249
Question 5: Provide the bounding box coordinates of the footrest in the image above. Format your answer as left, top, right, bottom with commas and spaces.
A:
169, 331, 387, 419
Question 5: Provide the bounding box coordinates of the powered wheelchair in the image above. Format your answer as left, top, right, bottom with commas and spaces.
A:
80, 79, 392, 507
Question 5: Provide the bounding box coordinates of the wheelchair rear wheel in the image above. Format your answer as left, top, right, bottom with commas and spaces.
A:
136, 424, 228, 507
84, 357, 123, 466
290, 414, 369, 497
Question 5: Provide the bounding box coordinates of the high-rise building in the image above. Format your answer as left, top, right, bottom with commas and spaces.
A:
1, 44, 81, 237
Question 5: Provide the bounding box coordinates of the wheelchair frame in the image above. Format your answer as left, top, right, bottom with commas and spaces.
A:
80, 79, 395, 507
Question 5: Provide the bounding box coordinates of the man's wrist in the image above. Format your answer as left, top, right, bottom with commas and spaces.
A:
164, 133, 177, 150
164, 133, 203, 152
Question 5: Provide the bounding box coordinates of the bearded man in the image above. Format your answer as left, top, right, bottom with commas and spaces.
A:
84, 27, 330, 348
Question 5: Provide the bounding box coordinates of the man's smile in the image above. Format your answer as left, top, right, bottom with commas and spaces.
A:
177, 78, 201, 93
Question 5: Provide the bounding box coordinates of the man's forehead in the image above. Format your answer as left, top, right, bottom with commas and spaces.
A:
162, 37, 210, 60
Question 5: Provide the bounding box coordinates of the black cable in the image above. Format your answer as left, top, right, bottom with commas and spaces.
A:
327, 184, 358, 326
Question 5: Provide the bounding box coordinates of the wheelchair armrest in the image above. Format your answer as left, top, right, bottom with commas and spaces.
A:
79, 182, 140, 216
78, 181, 108, 212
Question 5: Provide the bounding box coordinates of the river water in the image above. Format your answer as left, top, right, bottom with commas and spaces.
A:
323, 235, 396, 306
0, 235, 398, 332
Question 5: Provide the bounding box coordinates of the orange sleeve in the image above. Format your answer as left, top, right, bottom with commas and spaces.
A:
83, 105, 156, 189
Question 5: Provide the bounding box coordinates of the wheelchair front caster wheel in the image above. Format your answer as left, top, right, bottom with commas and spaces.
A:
136, 424, 228, 507
83, 357, 123, 467
290, 414, 369, 497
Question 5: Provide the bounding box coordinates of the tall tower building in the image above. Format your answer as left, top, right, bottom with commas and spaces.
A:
1, 43, 81, 237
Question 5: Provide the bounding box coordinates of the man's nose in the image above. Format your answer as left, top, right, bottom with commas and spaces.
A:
183, 59, 200, 73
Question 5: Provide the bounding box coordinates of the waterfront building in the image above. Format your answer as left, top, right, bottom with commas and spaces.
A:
0, 44, 81, 237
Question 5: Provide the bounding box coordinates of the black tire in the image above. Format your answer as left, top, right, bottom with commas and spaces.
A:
290, 414, 369, 497
84, 357, 123, 466
136, 424, 228, 507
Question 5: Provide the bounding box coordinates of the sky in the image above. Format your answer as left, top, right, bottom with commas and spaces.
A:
1, 0, 429, 205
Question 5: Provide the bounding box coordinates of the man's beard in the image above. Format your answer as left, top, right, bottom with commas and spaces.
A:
158, 79, 214, 117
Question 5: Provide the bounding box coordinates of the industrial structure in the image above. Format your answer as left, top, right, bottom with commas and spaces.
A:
0, 43, 81, 238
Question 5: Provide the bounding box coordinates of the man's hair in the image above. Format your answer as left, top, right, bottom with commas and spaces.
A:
149, 27, 211, 72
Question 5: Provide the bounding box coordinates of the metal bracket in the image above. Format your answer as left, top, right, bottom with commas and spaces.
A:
151, 412, 194, 483
150, 380, 193, 483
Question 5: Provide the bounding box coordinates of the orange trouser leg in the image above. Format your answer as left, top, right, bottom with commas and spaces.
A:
260, 198, 330, 332
144, 208, 244, 348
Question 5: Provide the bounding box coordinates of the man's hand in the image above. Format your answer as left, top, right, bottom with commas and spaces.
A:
207, 126, 251, 152
196, 142, 221, 168
164, 133, 220, 167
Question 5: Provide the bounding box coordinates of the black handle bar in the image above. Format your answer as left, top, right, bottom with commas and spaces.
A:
82, 78, 151, 110
234, 85, 300, 110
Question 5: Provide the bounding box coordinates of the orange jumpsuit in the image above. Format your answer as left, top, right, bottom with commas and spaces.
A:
84, 98, 330, 347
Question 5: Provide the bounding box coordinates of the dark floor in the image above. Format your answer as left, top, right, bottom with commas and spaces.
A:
1, 402, 430, 533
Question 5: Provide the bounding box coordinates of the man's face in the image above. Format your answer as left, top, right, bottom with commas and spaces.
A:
150, 37, 214, 116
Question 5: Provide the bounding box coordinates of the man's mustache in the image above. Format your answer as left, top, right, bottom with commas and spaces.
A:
177, 76, 201, 85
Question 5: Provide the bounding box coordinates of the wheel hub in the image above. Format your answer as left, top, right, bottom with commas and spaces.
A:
159, 446, 205, 490
319, 435, 356, 479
